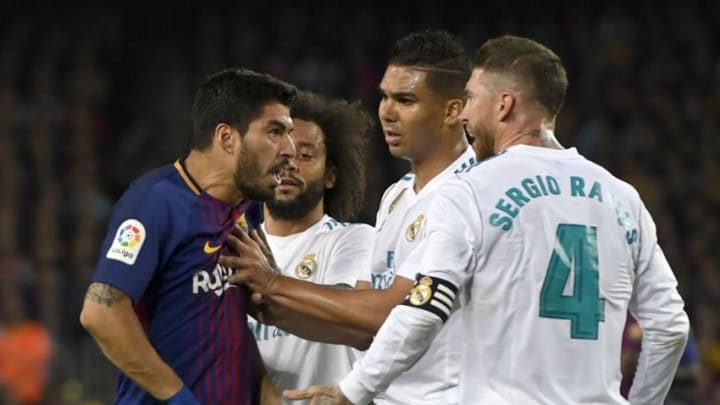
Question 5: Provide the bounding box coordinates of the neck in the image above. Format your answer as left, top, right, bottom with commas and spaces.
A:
495, 117, 564, 152
184, 149, 244, 205
263, 202, 325, 236
410, 129, 468, 193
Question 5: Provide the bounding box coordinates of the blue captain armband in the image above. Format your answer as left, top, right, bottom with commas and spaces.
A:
401, 273, 458, 323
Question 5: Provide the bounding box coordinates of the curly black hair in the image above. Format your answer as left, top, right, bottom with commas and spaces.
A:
388, 30, 470, 99
290, 90, 374, 222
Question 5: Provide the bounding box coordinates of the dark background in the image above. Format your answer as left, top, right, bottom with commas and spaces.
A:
0, 1, 717, 403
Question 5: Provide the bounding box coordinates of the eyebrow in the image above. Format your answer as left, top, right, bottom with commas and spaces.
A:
295, 141, 317, 148
378, 88, 418, 100
266, 119, 291, 131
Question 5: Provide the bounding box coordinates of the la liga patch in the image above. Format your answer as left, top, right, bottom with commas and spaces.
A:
106, 219, 146, 265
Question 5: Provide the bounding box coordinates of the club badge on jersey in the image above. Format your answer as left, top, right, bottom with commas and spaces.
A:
295, 254, 317, 279
409, 276, 433, 306
405, 214, 425, 242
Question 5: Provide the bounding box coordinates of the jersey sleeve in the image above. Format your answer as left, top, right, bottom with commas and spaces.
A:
339, 305, 444, 404
395, 178, 480, 288
91, 184, 174, 303
338, 179, 480, 403
627, 202, 690, 404
324, 224, 374, 286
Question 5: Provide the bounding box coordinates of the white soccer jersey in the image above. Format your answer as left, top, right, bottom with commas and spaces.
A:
394, 145, 689, 404
370, 147, 476, 405
246, 215, 373, 405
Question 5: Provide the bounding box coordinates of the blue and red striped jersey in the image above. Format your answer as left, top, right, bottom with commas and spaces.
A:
92, 159, 259, 404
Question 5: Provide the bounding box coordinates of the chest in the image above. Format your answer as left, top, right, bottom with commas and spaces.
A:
372, 191, 431, 282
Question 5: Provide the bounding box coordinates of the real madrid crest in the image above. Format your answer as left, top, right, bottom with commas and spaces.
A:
405, 214, 425, 242
409, 276, 433, 306
295, 254, 317, 279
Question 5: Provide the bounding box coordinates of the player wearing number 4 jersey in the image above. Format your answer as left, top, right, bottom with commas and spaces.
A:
312, 36, 689, 405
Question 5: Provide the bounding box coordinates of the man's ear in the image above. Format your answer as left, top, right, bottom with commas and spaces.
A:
498, 92, 515, 122
444, 98, 464, 126
324, 165, 337, 189
215, 123, 237, 154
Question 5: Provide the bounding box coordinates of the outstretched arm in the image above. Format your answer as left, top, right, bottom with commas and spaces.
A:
253, 292, 374, 350
223, 229, 414, 335
79, 282, 193, 402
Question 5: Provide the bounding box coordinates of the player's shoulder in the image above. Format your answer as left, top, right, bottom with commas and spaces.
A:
433, 175, 477, 206
318, 216, 373, 237
573, 154, 643, 203
121, 163, 184, 203
381, 171, 414, 201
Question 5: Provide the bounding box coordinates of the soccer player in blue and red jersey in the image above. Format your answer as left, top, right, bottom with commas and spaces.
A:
80, 68, 296, 404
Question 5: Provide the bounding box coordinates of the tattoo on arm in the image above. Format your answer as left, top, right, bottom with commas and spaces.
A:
85, 283, 127, 307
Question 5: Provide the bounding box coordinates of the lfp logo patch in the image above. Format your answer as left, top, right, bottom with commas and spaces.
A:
117, 223, 142, 248
106, 219, 146, 265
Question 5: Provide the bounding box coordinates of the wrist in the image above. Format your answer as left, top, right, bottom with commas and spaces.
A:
165, 386, 199, 405
264, 272, 282, 296
339, 372, 372, 405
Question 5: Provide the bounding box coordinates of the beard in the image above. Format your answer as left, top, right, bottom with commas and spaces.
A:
266, 176, 325, 220
466, 122, 495, 161
234, 150, 277, 202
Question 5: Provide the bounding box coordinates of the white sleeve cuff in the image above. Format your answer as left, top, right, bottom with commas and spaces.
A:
339, 370, 374, 405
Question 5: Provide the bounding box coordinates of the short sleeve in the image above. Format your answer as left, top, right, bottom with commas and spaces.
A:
325, 224, 374, 286
91, 185, 173, 303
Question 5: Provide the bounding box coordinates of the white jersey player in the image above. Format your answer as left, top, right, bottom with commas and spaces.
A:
368, 147, 475, 405
248, 216, 372, 405
329, 35, 689, 405
395, 145, 688, 404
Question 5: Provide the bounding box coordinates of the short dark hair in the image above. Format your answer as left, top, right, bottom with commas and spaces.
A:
388, 30, 470, 99
473, 35, 568, 117
291, 90, 373, 222
190, 68, 297, 150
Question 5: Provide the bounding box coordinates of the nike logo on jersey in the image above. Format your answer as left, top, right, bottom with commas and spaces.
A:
203, 241, 222, 254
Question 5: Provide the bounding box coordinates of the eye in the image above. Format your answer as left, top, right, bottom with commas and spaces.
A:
269, 127, 282, 136
298, 153, 313, 161
398, 97, 414, 106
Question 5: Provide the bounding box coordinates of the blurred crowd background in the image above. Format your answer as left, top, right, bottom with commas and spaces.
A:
0, 1, 718, 404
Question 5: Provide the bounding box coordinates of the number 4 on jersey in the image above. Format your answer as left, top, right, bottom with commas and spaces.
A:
539, 224, 605, 340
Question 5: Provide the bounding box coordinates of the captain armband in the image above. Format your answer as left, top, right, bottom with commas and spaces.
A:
401, 273, 458, 323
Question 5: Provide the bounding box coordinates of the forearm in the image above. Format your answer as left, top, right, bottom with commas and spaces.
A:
266, 304, 373, 350
252, 334, 280, 405
627, 311, 689, 404
265, 277, 399, 334
339, 305, 443, 404
628, 247, 690, 404
80, 284, 183, 400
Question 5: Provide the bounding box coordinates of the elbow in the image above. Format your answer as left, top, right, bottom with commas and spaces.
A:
677, 311, 691, 342
352, 334, 373, 351
79, 302, 107, 337
79, 304, 96, 333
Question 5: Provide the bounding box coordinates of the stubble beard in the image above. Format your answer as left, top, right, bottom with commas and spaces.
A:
234, 152, 275, 202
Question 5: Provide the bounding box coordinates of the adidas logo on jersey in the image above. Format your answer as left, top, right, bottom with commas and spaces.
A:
192, 264, 236, 296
